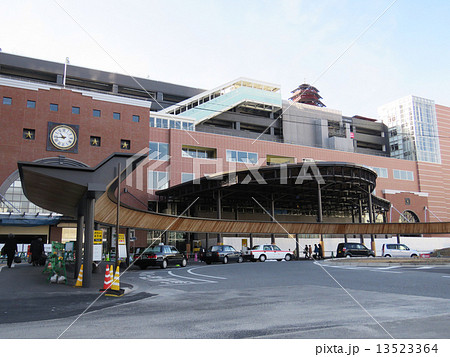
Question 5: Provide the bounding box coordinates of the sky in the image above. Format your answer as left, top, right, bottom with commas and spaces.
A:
1, 0, 449, 118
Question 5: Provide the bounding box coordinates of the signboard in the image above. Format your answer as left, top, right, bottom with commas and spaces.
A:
93, 230, 103, 261
129, 236, 137, 241
242, 239, 248, 248
118, 233, 127, 259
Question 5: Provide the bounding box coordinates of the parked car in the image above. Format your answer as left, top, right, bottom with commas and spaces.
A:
204, 245, 243, 264
133, 244, 187, 269
382, 243, 419, 258
242, 244, 294, 262
336, 243, 375, 258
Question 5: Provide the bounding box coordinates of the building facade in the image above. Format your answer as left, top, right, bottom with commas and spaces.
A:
0, 53, 448, 251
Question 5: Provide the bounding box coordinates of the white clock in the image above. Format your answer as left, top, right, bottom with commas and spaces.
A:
50, 125, 77, 150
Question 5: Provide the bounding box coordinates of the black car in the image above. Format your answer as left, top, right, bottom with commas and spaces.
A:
133, 245, 187, 269
204, 245, 243, 264
336, 243, 375, 258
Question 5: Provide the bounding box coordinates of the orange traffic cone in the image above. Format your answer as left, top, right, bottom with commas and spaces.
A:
105, 266, 124, 297
109, 264, 114, 284
74, 264, 83, 287
99, 265, 112, 291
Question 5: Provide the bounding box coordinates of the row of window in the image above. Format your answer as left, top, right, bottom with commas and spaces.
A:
2, 97, 140, 122
226, 150, 258, 164
393, 169, 414, 181
21, 127, 131, 149
147, 171, 195, 190
150, 117, 194, 131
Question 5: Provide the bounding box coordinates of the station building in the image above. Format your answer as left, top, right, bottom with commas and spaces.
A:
0, 52, 448, 255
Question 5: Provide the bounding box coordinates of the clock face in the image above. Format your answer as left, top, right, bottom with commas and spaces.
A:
50, 125, 77, 150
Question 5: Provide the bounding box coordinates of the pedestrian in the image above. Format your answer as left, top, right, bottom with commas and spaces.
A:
30, 237, 44, 266
318, 243, 323, 259
314, 244, 319, 259
303, 245, 309, 259
309, 245, 312, 259
1, 234, 18, 268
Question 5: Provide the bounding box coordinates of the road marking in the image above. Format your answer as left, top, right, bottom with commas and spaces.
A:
442, 276, 450, 278
377, 266, 401, 270
416, 266, 434, 269
187, 268, 227, 280
168, 270, 217, 283
370, 269, 402, 274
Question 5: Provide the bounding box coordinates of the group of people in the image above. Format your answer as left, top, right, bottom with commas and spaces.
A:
1, 234, 44, 268
303, 243, 323, 260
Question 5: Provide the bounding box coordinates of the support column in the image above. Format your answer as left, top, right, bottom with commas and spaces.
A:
271, 194, 276, 244
317, 183, 324, 258
358, 200, 364, 245
115, 162, 121, 268
368, 188, 376, 254
295, 234, 299, 260
82, 196, 95, 288
205, 233, 209, 249
75, 214, 84, 279
396, 234, 401, 244
217, 190, 222, 244
126, 227, 131, 266
249, 233, 253, 248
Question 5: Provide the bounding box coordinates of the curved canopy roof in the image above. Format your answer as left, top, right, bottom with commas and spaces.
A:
157, 162, 390, 217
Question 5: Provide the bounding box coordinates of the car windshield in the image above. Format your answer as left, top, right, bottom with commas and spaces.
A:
143, 246, 163, 253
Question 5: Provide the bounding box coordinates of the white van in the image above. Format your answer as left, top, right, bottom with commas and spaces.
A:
382, 243, 419, 258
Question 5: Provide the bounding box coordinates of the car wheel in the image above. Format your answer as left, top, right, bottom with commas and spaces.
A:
345, 254, 352, 258
160, 259, 168, 269
181, 258, 187, 267
259, 255, 266, 262
369, 254, 375, 258
384, 254, 391, 257
411, 254, 418, 258
237, 256, 243, 263
223, 256, 228, 264
285, 254, 292, 261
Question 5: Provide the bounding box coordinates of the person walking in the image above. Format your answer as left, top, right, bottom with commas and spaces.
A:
303, 245, 309, 259
2, 234, 18, 268
313, 244, 320, 259
308, 245, 312, 259
30, 237, 44, 266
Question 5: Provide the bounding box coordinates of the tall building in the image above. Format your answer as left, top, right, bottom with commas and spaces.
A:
378, 95, 441, 164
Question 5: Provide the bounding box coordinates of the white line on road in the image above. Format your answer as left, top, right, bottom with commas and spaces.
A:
370, 269, 402, 274
168, 270, 217, 283
416, 266, 434, 269
377, 266, 401, 270
442, 276, 450, 278
187, 268, 227, 280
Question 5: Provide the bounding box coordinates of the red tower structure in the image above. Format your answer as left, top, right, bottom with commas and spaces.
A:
289, 84, 325, 107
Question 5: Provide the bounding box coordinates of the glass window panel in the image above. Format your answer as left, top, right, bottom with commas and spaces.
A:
237, 151, 247, 163
156, 118, 162, 128
50, 103, 58, 112
72, 106, 80, 115
149, 142, 159, 160
27, 100, 36, 108
150, 117, 155, 127
182, 122, 188, 130
159, 143, 169, 161
3, 97, 12, 105
113, 112, 121, 120
248, 152, 258, 164
162, 119, 168, 129
175, 121, 181, 130
170, 120, 176, 129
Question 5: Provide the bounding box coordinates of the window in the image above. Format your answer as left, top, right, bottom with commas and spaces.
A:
23, 129, 35, 140
393, 169, 414, 181
150, 117, 194, 131
370, 167, 388, 178
149, 142, 169, 160
226, 150, 258, 164
50, 103, 58, 112
121, 139, 131, 150
113, 112, 121, 120
182, 146, 216, 159
93, 109, 101, 118
181, 173, 195, 183
148, 171, 169, 190
27, 100, 36, 108
90, 136, 101, 147
3, 97, 12, 105
132, 115, 140, 123
72, 106, 80, 115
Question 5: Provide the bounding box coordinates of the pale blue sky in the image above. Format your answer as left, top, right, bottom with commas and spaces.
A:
1, 0, 449, 118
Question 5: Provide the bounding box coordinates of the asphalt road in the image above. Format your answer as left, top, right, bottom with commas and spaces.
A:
1, 259, 449, 339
